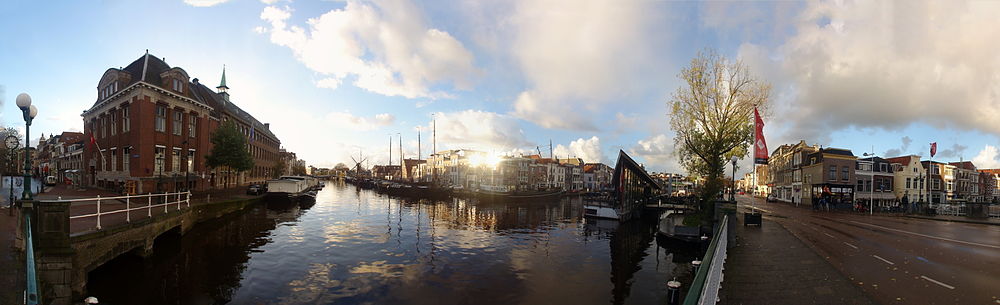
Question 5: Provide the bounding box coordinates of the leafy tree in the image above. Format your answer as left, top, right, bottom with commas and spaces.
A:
669, 49, 771, 224
206, 120, 254, 188
0, 127, 24, 176
292, 163, 307, 176
271, 161, 285, 179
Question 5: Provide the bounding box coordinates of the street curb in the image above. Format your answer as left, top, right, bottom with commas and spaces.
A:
903, 215, 1000, 226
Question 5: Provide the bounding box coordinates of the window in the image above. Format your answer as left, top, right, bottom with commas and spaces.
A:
906, 178, 912, 189
933, 179, 941, 190
841, 166, 849, 181
100, 149, 106, 171
110, 111, 117, 136
101, 116, 107, 138
187, 150, 195, 172
155, 106, 166, 132
172, 79, 183, 92
110, 148, 117, 171
828, 166, 837, 181
880, 163, 887, 172
857, 179, 864, 191
188, 113, 197, 138
122, 147, 131, 172
172, 148, 181, 172
155, 146, 165, 173
173, 110, 183, 135
122, 105, 130, 133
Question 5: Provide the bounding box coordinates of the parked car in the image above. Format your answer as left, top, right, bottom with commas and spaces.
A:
247, 184, 265, 195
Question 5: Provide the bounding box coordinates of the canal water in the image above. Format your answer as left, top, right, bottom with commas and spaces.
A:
88, 181, 699, 305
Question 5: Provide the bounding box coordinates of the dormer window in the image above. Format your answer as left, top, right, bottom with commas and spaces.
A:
100, 82, 119, 99
172, 78, 184, 92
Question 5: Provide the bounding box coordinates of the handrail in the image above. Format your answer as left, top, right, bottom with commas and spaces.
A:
52, 191, 191, 203
25, 214, 39, 305
682, 214, 729, 305
65, 191, 191, 230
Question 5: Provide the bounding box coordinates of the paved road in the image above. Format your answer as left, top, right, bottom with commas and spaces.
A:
737, 196, 1000, 305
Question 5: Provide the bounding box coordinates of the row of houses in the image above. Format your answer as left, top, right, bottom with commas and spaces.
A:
744, 140, 1000, 207
27, 52, 305, 194
364, 149, 615, 192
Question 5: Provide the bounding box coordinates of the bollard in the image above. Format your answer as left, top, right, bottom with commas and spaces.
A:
692, 260, 702, 273
666, 280, 682, 305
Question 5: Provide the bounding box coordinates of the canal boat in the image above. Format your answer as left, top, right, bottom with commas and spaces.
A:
656, 210, 703, 242
265, 176, 314, 204
584, 202, 620, 219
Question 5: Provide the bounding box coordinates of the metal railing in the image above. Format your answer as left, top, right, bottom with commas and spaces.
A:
66, 191, 191, 230
989, 205, 1000, 219
933, 204, 967, 217
683, 214, 729, 305
25, 214, 39, 305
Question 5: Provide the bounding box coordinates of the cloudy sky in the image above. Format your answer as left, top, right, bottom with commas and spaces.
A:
2, 0, 1000, 175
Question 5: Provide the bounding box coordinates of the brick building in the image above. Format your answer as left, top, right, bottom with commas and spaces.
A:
801, 148, 857, 208
81, 52, 282, 193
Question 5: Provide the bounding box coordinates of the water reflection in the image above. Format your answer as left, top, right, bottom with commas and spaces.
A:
87, 181, 699, 305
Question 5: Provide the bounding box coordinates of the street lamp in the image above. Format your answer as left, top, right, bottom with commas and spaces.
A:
730, 156, 738, 202
16, 93, 38, 202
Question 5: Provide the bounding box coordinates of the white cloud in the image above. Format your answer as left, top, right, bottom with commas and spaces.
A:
257, 1, 477, 99
973, 145, 1000, 169
631, 134, 683, 173
508, 0, 658, 130
327, 111, 395, 131
420, 110, 529, 153
553, 136, 603, 164
183, 0, 229, 7
739, 0, 1000, 142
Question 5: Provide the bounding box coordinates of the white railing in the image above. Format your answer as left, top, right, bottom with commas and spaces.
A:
698, 215, 729, 305
66, 191, 191, 230
933, 204, 966, 216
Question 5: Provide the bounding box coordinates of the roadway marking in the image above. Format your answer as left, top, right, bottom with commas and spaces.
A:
844, 242, 859, 249
849, 220, 1000, 249
823, 232, 835, 238
872, 255, 895, 265
920, 275, 955, 290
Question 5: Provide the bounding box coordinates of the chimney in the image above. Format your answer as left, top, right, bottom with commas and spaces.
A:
192, 78, 199, 85
264, 123, 270, 130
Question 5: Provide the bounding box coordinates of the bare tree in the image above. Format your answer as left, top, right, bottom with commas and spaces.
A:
669, 49, 771, 223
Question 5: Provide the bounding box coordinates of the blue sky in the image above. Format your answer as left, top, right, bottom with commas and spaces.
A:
2, 0, 999, 175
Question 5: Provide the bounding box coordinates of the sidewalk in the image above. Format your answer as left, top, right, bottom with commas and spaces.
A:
719, 213, 875, 305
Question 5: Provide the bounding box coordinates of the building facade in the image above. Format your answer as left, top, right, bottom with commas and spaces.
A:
855, 156, 895, 209
801, 148, 857, 208
885, 155, 927, 203
768, 140, 820, 204
81, 53, 282, 193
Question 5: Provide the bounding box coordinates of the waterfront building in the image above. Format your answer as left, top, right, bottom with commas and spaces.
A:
611, 150, 661, 220
949, 161, 979, 202
920, 161, 950, 204
885, 155, 927, 203
82, 52, 282, 193
978, 171, 997, 202
855, 156, 896, 209
801, 148, 857, 208
979, 169, 1000, 202
583, 163, 613, 191
401, 158, 426, 182
767, 140, 820, 204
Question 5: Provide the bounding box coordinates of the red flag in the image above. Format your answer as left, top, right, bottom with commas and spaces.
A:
753, 107, 768, 164
930, 142, 937, 158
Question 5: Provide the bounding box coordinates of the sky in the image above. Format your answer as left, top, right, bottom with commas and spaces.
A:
1, 0, 1000, 177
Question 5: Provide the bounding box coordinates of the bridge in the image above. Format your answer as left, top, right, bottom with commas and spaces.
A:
24, 191, 261, 305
